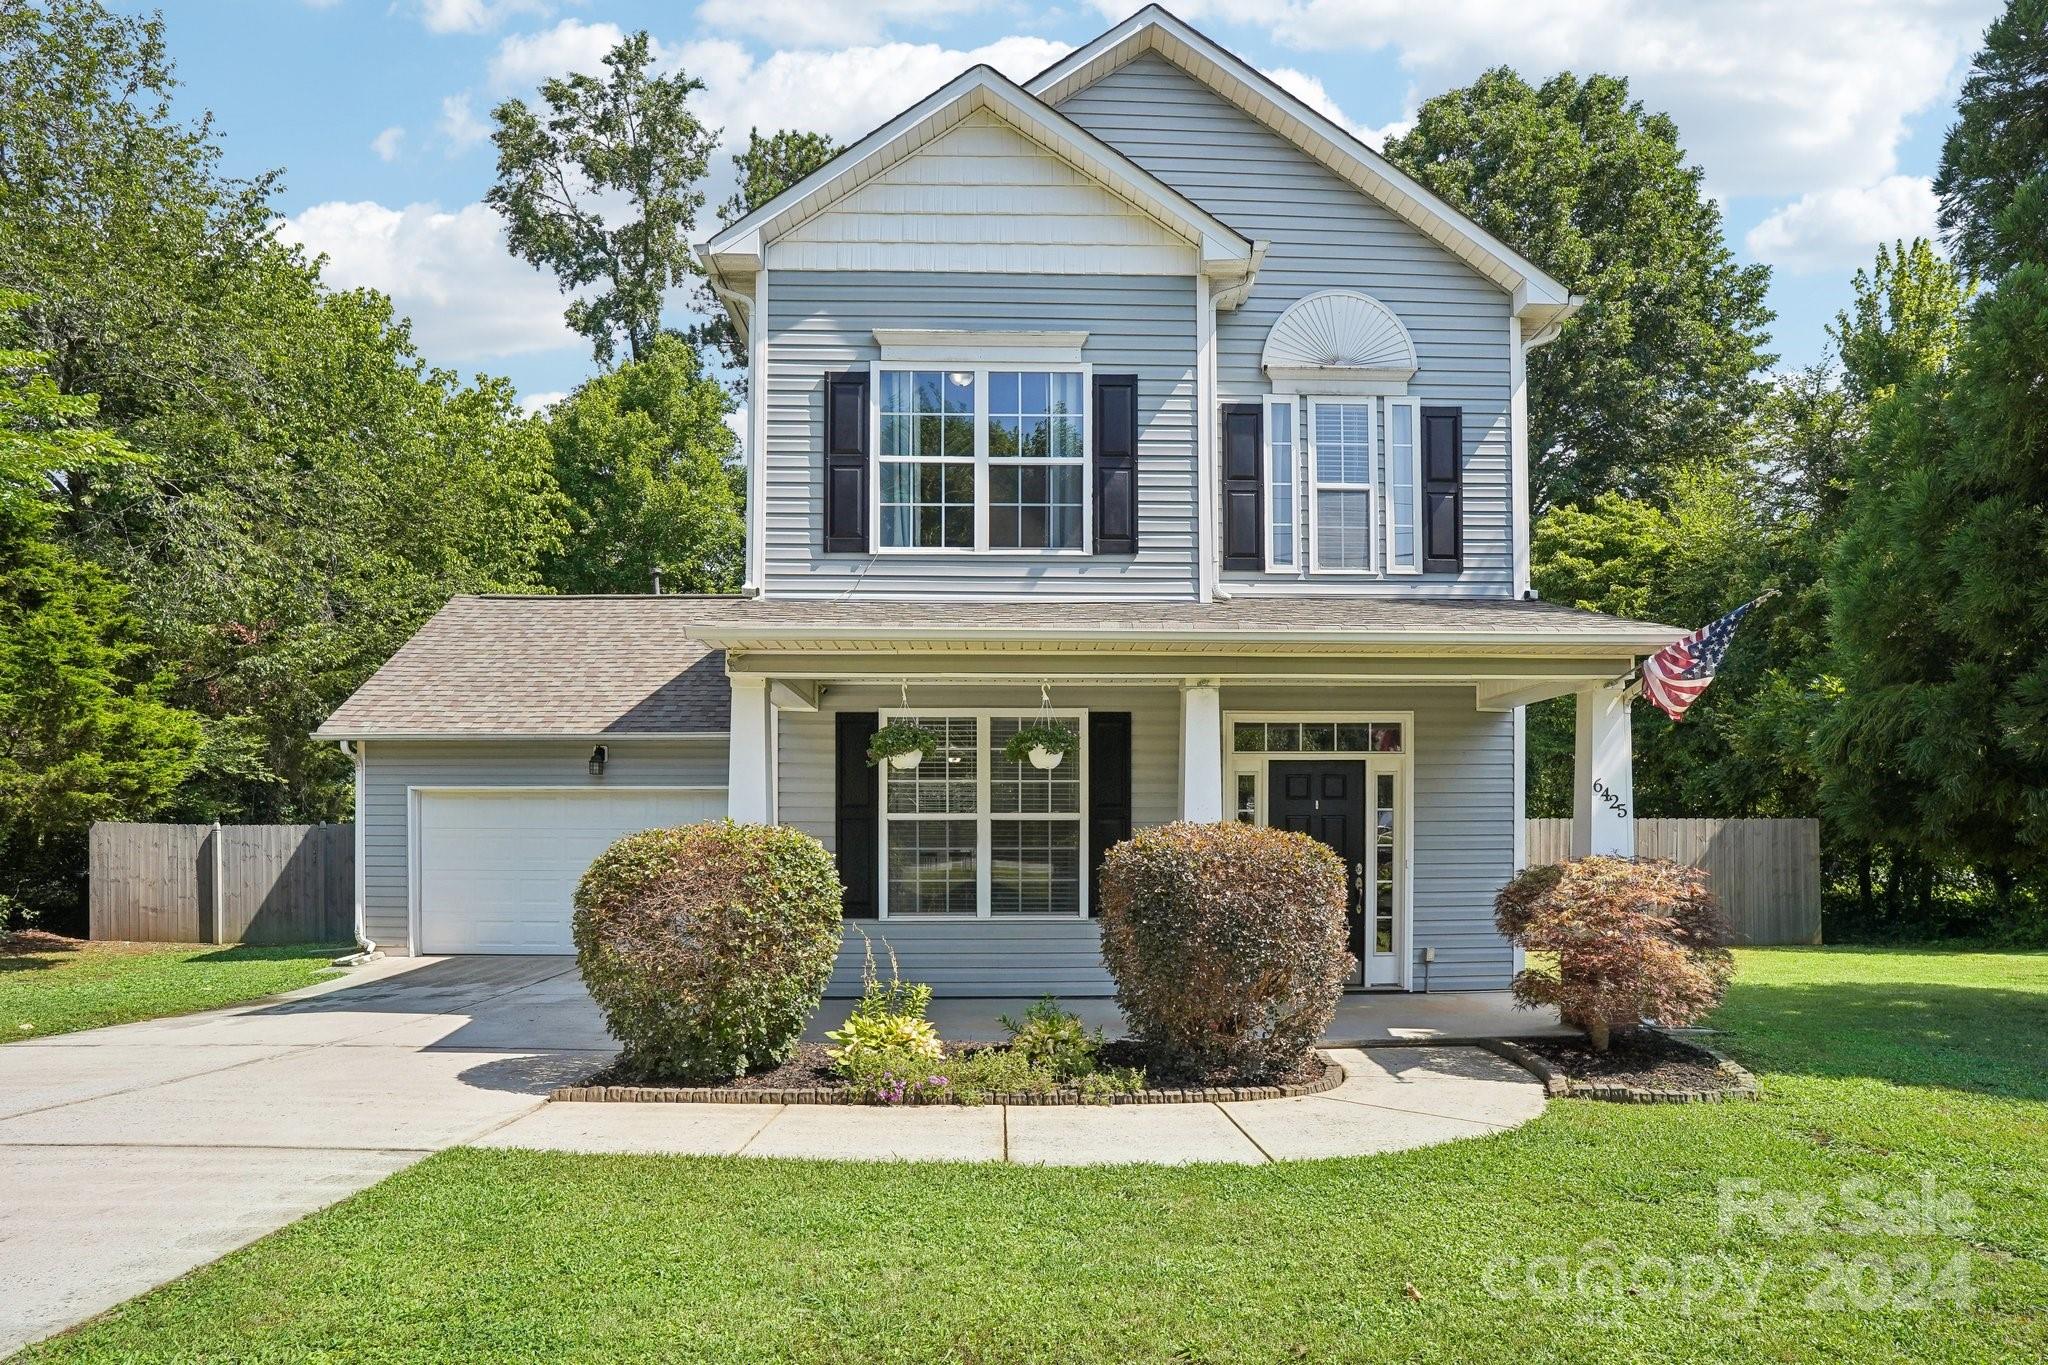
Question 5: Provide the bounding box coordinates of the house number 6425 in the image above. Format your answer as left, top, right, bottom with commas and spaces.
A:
1592, 779, 1630, 820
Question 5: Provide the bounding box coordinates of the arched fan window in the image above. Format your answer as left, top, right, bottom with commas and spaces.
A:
1259, 290, 1418, 383
1258, 292, 1424, 576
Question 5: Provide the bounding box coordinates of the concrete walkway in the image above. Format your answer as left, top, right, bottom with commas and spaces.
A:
0, 955, 1559, 1353
479, 1046, 1546, 1165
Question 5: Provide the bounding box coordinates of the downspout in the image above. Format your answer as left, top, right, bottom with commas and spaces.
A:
334, 739, 381, 966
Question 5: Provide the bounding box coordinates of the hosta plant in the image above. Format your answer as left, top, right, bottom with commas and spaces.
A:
1494, 855, 1733, 1051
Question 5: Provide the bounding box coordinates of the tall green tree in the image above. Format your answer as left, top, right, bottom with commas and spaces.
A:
2, 1, 570, 830
1935, 0, 2048, 278
692, 127, 839, 373
1385, 70, 1775, 509
487, 31, 719, 366
0, 306, 202, 928
1830, 240, 1972, 405
540, 334, 743, 594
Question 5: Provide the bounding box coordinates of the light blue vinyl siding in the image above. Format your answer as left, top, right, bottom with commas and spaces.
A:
1059, 53, 1516, 595
357, 740, 730, 954
762, 271, 1198, 598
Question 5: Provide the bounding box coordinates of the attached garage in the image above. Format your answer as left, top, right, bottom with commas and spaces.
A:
414, 787, 726, 954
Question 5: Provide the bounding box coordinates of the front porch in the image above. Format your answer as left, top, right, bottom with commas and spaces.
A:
691, 597, 1670, 997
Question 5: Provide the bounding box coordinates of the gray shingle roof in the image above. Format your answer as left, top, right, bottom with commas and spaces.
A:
317, 593, 1681, 739
316, 596, 733, 739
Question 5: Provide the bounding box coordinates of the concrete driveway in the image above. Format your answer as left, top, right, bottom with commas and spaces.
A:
0, 955, 612, 1355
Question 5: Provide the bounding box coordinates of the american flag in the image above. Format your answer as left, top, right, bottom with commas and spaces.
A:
1638, 593, 1774, 722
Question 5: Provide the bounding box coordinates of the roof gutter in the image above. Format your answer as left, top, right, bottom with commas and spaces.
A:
687, 624, 1680, 652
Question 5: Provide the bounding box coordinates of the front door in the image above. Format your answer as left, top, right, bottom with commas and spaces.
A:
1268, 761, 1369, 986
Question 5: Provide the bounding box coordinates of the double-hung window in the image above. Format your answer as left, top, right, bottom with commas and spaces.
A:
880, 712, 1087, 918
1309, 398, 1376, 573
876, 366, 1089, 552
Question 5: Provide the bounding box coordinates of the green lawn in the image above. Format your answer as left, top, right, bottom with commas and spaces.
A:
20, 948, 2048, 1363
0, 938, 345, 1040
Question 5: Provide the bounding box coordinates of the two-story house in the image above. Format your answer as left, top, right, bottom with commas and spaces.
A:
317, 6, 1675, 995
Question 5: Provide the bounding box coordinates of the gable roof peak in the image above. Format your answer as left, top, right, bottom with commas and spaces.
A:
1028, 5, 1575, 324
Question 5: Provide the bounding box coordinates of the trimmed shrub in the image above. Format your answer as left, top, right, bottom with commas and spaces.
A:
572, 821, 842, 1081
1098, 821, 1350, 1077
1494, 855, 1734, 1051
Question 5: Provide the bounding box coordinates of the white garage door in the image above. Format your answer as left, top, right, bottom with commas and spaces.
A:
417, 788, 727, 954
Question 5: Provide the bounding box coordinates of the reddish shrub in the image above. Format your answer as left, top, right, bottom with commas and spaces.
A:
1494, 856, 1733, 1050
1098, 821, 1350, 1077
573, 821, 842, 1081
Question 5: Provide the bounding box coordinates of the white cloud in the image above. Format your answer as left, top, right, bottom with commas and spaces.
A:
370, 125, 406, 162
488, 18, 631, 92
674, 34, 1071, 145
518, 390, 569, 415
439, 93, 490, 150
277, 200, 580, 361
693, 0, 991, 47
1264, 66, 1411, 148
1097, 0, 1996, 198
412, 0, 548, 34
1744, 175, 1940, 274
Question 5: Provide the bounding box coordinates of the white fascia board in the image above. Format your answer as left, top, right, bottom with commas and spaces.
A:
701, 64, 1252, 279
687, 624, 1681, 654
1026, 6, 1571, 317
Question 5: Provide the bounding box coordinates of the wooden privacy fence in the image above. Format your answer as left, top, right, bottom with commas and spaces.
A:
89, 822, 354, 946
1525, 818, 1822, 946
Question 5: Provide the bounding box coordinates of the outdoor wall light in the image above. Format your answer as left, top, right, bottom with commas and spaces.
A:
588, 745, 608, 777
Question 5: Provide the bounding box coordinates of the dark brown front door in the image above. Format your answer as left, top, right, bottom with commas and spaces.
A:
1268, 760, 1367, 985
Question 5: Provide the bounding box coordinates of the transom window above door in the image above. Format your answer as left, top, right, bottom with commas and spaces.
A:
876, 365, 1090, 553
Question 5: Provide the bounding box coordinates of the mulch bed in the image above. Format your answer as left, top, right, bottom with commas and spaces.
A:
1509, 1030, 1759, 1103
556, 1040, 1339, 1106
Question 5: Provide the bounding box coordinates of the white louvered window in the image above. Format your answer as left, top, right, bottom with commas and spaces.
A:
1309, 398, 1376, 574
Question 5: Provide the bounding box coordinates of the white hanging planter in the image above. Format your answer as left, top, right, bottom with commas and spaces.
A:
1027, 745, 1064, 771
888, 750, 924, 771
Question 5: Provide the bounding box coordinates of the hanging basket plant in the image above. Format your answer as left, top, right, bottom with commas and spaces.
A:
867, 720, 941, 770
1004, 721, 1079, 771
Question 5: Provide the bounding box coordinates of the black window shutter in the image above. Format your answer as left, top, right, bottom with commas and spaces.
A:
1087, 712, 1133, 916
1421, 405, 1464, 574
1092, 373, 1138, 555
822, 372, 870, 554
834, 712, 880, 919
1221, 402, 1264, 571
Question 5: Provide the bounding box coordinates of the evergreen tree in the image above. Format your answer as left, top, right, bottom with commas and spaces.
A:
1935, 0, 2048, 279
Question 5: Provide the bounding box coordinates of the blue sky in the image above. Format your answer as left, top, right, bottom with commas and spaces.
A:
131, 1, 1993, 407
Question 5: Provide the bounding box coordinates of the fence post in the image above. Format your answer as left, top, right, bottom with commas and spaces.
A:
209, 819, 224, 945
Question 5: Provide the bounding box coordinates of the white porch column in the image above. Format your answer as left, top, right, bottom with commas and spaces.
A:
1572, 684, 1635, 857
1179, 681, 1224, 822
726, 674, 774, 824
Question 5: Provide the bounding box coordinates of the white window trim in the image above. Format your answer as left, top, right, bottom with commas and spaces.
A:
876, 708, 1091, 920
1262, 394, 1299, 574
1306, 396, 1379, 576
873, 330, 1088, 365
1221, 710, 1415, 991
1384, 396, 1423, 575
869, 363, 1093, 556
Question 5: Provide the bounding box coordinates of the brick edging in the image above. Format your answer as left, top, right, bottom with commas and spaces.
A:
550, 1054, 1345, 1106
1480, 1033, 1761, 1104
